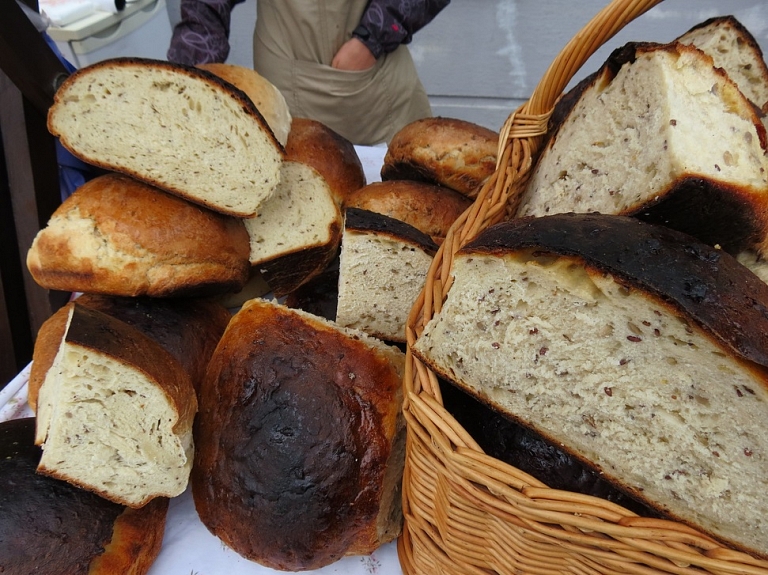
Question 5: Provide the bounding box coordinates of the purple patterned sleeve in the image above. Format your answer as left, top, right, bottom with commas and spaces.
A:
167, 0, 243, 65
358, 0, 451, 58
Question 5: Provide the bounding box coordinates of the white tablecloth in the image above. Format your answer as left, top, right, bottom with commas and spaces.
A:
0, 145, 404, 575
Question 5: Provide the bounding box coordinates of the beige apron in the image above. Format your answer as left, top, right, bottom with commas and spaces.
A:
252, 0, 432, 145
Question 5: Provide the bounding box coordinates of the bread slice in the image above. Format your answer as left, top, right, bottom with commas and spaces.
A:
28, 294, 231, 411
1, 418, 168, 574
285, 117, 367, 205
26, 173, 251, 297
413, 213, 768, 558
47, 57, 284, 218
35, 304, 197, 508
193, 299, 405, 571
197, 62, 292, 146
343, 180, 472, 244
336, 208, 438, 342
677, 16, 768, 112
381, 117, 498, 198
517, 42, 768, 254
245, 160, 342, 296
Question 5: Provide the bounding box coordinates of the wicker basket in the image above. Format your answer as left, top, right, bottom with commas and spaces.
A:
398, 1, 768, 574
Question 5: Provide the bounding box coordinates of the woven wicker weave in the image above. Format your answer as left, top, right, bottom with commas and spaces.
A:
399, 0, 768, 573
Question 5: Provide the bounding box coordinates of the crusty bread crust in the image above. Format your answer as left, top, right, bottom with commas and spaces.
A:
193, 299, 404, 571
381, 117, 498, 197
344, 207, 439, 254
343, 180, 472, 243
26, 173, 251, 297
285, 117, 367, 204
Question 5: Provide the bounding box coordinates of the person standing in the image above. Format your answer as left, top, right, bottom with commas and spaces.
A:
168, 0, 450, 145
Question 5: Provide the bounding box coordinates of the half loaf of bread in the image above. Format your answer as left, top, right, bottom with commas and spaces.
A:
337, 208, 438, 342
28, 294, 231, 410
48, 57, 284, 218
413, 213, 768, 558
26, 173, 251, 297
0, 417, 168, 574
35, 303, 197, 508
517, 42, 768, 254
193, 299, 405, 571
245, 161, 342, 296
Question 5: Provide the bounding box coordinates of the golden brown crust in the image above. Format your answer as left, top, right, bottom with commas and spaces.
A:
26, 173, 251, 297
344, 207, 439, 255
285, 117, 366, 204
193, 300, 403, 571
343, 180, 472, 243
29, 302, 72, 412
381, 117, 498, 197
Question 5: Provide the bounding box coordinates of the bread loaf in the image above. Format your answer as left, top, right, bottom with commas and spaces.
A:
28, 294, 231, 410
285, 117, 366, 205
517, 42, 768, 254
413, 213, 768, 558
47, 57, 284, 218
26, 173, 251, 297
336, 208, 438, 343
35, 303, 197, 508
343, 180, 472, 244
381, 117, 498, 198
0, 417, 168, 575
245, 161, 342, 296
193, 299, 405, 571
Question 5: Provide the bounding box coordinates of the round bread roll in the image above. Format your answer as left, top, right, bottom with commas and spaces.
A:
0, 417, 168, 574
193, 299, 405, 571
285, 117, 366, 204
343, 180, 473, 243
381, 117, 499, 198
26, 173, 251, 298
197, 62, 292, 146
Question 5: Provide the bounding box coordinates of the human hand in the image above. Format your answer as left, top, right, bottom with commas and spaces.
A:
331, 38, 376, 71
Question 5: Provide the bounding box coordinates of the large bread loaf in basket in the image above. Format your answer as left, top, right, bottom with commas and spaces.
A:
399, 0, 768, 573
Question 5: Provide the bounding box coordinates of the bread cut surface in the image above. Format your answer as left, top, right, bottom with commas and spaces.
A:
517, 42, 768, 253
337, 208, 438, 342
413, 213, 768, 558
198, 62, 292, 146
26, 173, 251, 297
35, 304, 197, 508
245, 160, 342, 296
193, 299, 405, 571
48, 57, 284, 218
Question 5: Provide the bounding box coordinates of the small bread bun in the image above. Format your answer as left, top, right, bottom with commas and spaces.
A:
343, 180, 473, 244
285, 117, 366, 204
197, 62, 292, 146
381, 117, 498, 198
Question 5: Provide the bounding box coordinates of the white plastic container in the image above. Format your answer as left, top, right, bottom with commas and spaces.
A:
46, 0, 172, 68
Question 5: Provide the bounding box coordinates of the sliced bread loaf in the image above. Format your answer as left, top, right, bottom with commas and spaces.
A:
245, 160, 342, 296
26, 173, 251, 297
517, 42, 768, 254
336, 208, 438, 343
35, 303, 197, 508
47, 57, 284, 218
412, 213, 768, 558
193, 299, 405, 570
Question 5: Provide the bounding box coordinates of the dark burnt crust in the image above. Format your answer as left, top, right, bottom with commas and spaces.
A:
461, 213, 768, 371
257, 236, 341, 298
61, 304, 196, 432
628, 176, 768, 254
344, 207, 439, 255
193, 301, 401, 571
